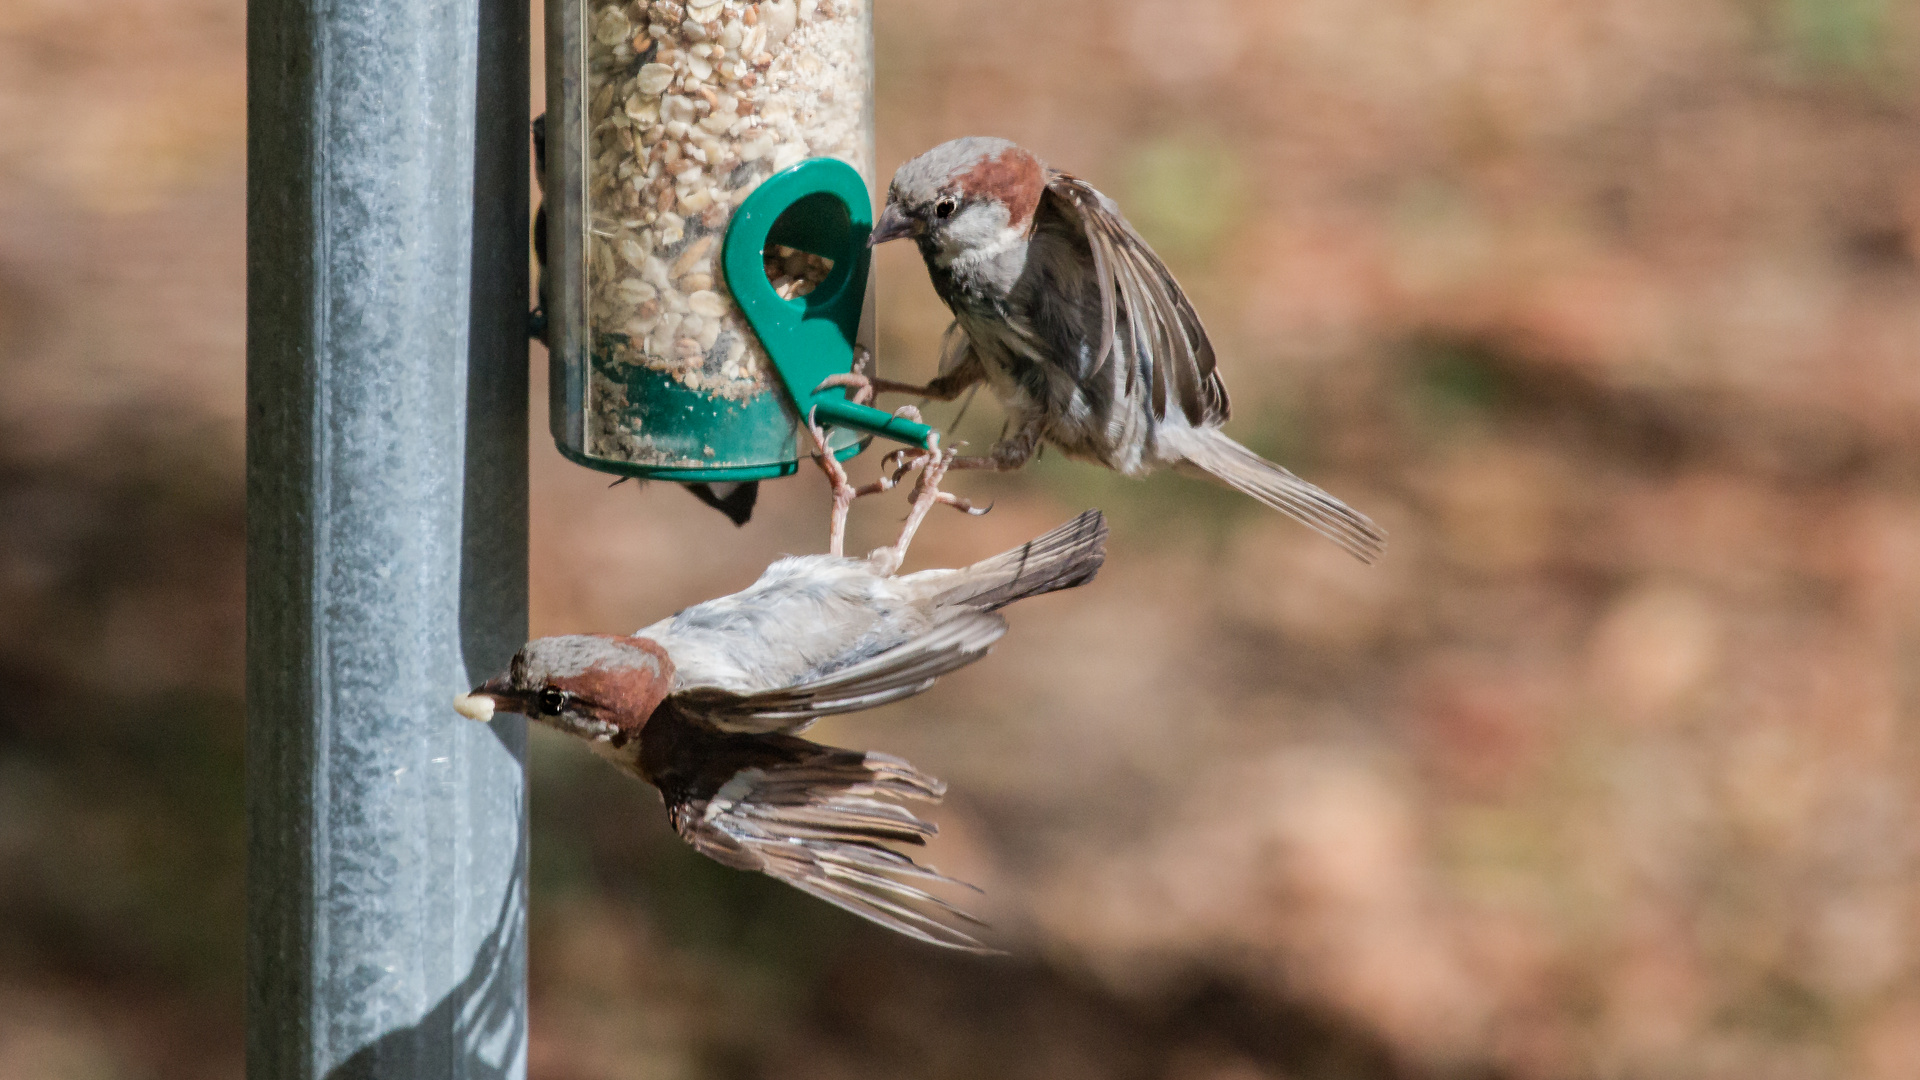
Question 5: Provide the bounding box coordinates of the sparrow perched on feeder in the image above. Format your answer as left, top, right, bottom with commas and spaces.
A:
532, 114, 759, 526
828, 136, 1385, 563
454, 510, 1109, 950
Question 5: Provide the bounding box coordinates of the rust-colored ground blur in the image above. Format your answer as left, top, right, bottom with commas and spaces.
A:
4, 1, 1919, 1078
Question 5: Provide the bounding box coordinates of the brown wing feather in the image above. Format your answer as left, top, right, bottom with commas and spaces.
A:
1042, 172, 1230, 426
640, 705, 993, 952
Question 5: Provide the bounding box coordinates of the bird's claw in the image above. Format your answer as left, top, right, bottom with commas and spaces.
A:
880, 448, 917, 480
908, 448, 988, 517
932, 490, 992, 517
814, 372, 875, 406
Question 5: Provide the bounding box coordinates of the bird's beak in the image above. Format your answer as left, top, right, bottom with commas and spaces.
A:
452, 692, 495, 722
868, 203, 916, 247
452, 677, 513, 723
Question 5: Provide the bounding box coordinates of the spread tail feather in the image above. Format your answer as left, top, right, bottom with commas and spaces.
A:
1162, 428, 1386, 563
933, 509, 1109, 611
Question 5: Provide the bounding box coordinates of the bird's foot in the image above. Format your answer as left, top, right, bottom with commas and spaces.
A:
846, 408, 937, 500
866, 442, 991, 576
814, 372, 875, 406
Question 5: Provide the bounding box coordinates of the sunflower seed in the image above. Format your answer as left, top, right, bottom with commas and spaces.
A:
594, 7, 632, 44
635, 62, 675, 94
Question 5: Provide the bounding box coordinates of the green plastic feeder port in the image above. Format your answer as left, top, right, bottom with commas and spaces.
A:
543, 0, 925, 483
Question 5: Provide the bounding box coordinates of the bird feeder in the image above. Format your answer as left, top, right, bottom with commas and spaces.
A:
544, 0, 929, 482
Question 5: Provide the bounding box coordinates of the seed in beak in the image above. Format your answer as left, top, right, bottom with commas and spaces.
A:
452, 693, 496, 723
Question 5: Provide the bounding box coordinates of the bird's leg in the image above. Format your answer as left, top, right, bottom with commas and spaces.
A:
815, 366, 979, 406
817, 372, 944, 406
807, 409, 858, 557
867, 437, 991, 576
813, 407, 949, 556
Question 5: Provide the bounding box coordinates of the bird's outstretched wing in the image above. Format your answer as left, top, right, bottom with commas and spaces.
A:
640, 704, 993, 952
1042, 172, 1230, 427
669, 608, 1008, 734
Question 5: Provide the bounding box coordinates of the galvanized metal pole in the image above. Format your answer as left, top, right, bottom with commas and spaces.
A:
246, 0, 530, 1071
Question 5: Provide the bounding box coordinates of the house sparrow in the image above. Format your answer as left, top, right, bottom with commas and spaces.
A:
533, 113, 757, 527
829, 136, 1385, 563
454, 510, 1109, 949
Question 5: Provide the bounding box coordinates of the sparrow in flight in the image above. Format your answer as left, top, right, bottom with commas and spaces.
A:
454, 510, 1108, 950
828, 136, 1385, 562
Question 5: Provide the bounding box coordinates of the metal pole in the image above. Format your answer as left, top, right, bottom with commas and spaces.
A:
246, 0, 529, 1071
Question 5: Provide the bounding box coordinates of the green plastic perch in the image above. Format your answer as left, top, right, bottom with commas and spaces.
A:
723, 157, 936, 452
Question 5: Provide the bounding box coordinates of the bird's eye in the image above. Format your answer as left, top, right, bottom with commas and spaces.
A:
933, 195, 958, 220
537, 688, 571, 715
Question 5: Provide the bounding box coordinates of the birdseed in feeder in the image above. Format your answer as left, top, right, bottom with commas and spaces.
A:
583, 0, 871, 463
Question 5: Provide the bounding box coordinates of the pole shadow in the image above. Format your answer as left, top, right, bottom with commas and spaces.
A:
323, 818, 528, 1080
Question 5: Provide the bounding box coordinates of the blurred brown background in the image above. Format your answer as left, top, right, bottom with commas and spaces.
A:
5, 0, 1920, 1077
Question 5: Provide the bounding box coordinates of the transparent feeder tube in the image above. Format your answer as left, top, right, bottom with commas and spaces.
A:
548, 0, 875, 477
